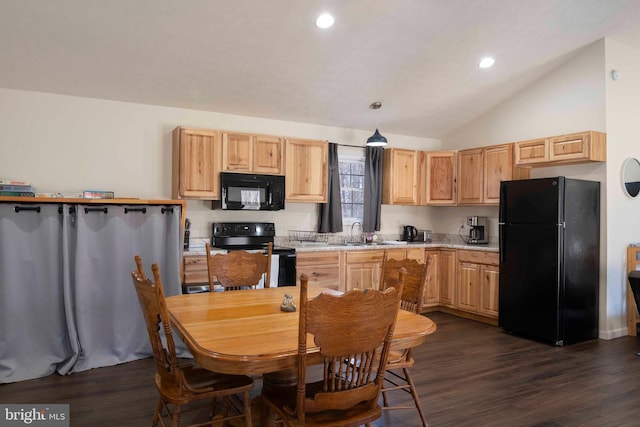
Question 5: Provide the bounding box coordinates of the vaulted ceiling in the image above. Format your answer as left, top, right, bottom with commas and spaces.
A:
1, 0, 640, 138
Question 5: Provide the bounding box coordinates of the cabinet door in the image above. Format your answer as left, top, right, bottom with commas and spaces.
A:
426, 152, 457, 205
285, 139, 328, 202
515, 138, 549, 165
457, 148, 483, 205
296, 251, 343, 291
423, 250, 440, 306
222, 132, 252, 172
382, 149, 418, 205
457, 261, 480, 313
253, 135, 284, 174
345, 250, 384, 291
438, 249, 457, 308
345, 263, 382, 291
172, 127, 221, 199
479, 264, 500, 318
484, 144, 513, 204
417, 151, 429, 205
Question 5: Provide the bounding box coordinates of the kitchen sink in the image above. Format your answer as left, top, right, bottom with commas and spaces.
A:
332, 242, 367, 247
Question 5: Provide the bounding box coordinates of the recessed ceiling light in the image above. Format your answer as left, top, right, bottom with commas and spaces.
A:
479, 57, 495, 68
315, 13, 334, 29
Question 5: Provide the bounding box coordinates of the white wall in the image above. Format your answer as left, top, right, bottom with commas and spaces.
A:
0, 88, 440, 238
441, 38, 640, 339
604, 39, 640, 337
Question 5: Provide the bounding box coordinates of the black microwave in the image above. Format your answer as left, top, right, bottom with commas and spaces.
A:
217, 172, 285, 211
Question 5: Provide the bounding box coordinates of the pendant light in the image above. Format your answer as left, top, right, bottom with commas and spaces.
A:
366, 101, 388, 147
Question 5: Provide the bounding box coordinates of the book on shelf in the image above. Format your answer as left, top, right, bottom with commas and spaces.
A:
0, 191, 35, 197
0, 184, 33, 192
0, 180, 31, 186
83, 190, 115, 199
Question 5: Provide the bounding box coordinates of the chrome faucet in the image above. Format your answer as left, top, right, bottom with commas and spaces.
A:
350, 222, 363, 242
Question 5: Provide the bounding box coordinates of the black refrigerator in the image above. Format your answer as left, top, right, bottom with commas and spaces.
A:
498, 177, 600, 346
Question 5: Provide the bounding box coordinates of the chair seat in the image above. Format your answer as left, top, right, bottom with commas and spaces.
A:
262, 381, 382, 427
156, 368, 253, 405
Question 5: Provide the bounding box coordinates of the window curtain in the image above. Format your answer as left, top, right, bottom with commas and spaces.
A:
318, 142, 343, 233
363, 146, 383, 232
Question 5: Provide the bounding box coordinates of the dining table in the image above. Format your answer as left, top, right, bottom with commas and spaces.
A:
165, 285, 437, 376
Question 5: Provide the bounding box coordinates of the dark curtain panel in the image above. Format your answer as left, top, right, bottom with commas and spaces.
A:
318, 142, 343, 233
363, 146, 383, 232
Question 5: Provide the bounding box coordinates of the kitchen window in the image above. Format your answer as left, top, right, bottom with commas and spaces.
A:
339, 155, 365, 225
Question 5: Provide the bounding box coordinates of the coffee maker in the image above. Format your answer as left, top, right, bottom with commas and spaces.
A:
467, 216, 489, 244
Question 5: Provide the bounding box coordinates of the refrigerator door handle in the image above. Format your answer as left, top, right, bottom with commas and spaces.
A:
499, 223, 505, 263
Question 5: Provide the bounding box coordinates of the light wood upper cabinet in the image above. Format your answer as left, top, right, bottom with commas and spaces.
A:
382, 148, 418, 205
458, 144, 529, 205
514, 137, 549, 165
457, 148, 483, 205
484, 144, 517, 204
172, 127, 222, 200
515, 131, 606, 167
549, 131, 605, 163
222, 132, 283, 175
254, 135, 284, 174
285, 138, 328, 202
426, 151, 457, 205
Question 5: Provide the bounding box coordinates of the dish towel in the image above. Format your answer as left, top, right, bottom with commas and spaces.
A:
240, 190, 261, 210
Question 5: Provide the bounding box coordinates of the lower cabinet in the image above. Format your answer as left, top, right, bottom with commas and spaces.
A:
438, 249, 457, 309
183, 255, 209, 285
455, 250, 499, 319
294, 246, 498, 323
344, 250, 385, 291
423, 250, 441, 308
296, 251, 344, 291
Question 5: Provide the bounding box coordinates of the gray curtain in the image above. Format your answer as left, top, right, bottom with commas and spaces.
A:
363, 146, 384, 232
0, 204, 73, 383
0, 202, 183, 383
318, 142, 343, 233
69, 204, 184, 372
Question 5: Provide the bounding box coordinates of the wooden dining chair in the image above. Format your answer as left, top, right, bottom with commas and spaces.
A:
134, 254, 146, 278
261, 271, 405, 427
378, 254, 433, 427
205, 242, 272, 291
131, 258, 254, 427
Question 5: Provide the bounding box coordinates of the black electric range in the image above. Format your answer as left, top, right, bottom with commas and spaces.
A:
211, 222, 296, 286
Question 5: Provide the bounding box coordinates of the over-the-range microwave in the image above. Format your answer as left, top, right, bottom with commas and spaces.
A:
213, 172, 285, 211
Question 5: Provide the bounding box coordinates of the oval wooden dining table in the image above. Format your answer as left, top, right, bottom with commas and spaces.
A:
166, 286, 437, 376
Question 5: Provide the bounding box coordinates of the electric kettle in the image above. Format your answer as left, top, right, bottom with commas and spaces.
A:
402, 225, 418, 242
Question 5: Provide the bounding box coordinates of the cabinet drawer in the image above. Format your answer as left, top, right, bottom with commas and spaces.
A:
457, 250, 498, 265
297, 251, 340, 266
345, 250, 385, 264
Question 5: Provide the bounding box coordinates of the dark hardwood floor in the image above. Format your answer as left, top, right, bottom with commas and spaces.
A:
2, 312, 640, 426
